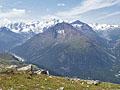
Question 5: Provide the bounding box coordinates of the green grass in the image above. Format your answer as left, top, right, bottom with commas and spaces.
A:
0, 53, 25, 67
0, 72, 120, 90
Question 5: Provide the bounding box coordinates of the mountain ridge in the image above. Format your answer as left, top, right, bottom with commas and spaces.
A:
12, 21, 119, 83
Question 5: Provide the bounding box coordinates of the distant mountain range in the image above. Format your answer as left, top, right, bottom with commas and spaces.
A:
0, 19, 120, 83
0, 18, 62, 53
1, 19, 120, 34
89, 23, 120, 31
1, 19, 119, 52
0, 27, 28, 52
11, 21, 120, 83
1, 18, 62, 34
1, 19, 120, 43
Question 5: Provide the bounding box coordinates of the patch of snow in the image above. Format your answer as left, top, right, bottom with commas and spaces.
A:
72, 24, 82, 28
12, 54, 25, 62
58, 30, 65, 34
89, 23, 120, 31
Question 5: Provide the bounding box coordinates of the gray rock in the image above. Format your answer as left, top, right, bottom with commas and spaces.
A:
86, 80, 101, 85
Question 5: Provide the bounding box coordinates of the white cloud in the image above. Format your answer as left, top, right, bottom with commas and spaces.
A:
57, 3, 65, 7
40, 15, 61, 20
0, 5, 2, 8
0, 8, 26, 25
56, 0, 120, 20
0, 5, 2, 12
0, 8, 26, 19
97, 11, 120, 20
0, 18, 11, 26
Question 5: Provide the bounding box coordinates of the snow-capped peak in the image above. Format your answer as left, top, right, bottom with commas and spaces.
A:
89, 23, 120, 31
0, 18, 63, 34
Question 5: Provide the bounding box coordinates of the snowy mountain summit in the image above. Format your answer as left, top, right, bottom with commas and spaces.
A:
1, 18, 63, 34
89, 23, 120, 31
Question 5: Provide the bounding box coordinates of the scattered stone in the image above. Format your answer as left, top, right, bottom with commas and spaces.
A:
45, 78, 47, 81
20, 85, 24, 87
41, 86, 45, 89
48, 87, 52, 90
8, 88, 13, 90
41, 70, 49, 75
57, 87, 64, 90
34, 70, 42, 75
93, 80, 101, 85
86, 80, 101, 85
73, 78, 80, 81
71, 81, 74, 83
17, 65, 32, 71
6, 65, 18, 69
49, 76, 52, 78
81, 82, 84, 85
34, 70, 49, 75
87, 85, 90, 88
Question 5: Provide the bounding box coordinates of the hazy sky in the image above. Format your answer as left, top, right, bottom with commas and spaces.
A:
0, 0, 120, 24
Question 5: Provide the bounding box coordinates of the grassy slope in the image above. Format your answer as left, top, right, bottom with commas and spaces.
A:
0, 53, 24, 65
0, 72, 120, 90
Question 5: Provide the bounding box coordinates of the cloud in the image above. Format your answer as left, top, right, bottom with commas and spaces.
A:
40, 15, 61, 20
0, 5, 2, 8
0, 8, 26, 25
0, 8, 26, 19
0, 18, 11, 26
97, 11, 120, 20
56, 0, 120, 20
57, 3, 65, 7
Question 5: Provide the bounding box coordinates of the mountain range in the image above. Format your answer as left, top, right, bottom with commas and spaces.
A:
0, 27, 28, 53
11, 21, 120, 83
0, 19, 120, 83
1, 19, 119, 53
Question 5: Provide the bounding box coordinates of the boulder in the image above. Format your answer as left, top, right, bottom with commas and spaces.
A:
34, 70, 49, 75
17, 65, 32, 71
41, 70, 49, 75
86, 80, 101, 85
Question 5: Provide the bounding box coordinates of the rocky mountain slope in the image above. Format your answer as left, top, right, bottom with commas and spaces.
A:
71, 21, 108, 47
0, 18, 62, 53
0, 27, 28, 53
12, 21, 119, 83
90, 23, 120, 43
0, 53, 25, 72
0, 53, 120, 90
91, 23, 120, 61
